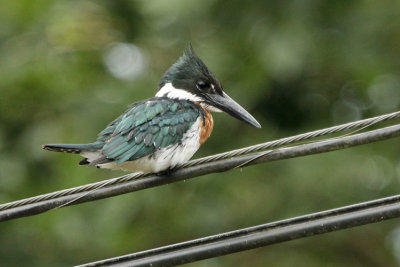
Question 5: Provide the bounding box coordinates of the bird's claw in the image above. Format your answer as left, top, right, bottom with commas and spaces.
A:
156, 167, 175, 176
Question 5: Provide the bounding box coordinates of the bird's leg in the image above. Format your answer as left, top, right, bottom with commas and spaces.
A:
156, 167, 176, 176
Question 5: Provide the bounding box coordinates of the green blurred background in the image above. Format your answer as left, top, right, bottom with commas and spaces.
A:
1, 0, 400, 266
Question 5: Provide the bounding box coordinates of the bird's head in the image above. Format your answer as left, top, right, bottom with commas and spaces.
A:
156, 46, 261, 128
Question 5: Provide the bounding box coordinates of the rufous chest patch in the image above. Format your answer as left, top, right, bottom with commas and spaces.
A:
199, 109, 214, 146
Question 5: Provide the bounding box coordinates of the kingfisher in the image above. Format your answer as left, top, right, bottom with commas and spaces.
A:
43, 46, 261, 173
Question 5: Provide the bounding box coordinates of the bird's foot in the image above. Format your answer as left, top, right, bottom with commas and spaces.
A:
156, 167, 175, 177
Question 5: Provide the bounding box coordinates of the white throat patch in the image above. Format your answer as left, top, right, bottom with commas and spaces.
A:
156, 82, 222, 112
156, 83, 202, 102
200, 104, 222, 112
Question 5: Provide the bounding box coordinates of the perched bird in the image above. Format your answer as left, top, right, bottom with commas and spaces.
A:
43, 47, 261, 173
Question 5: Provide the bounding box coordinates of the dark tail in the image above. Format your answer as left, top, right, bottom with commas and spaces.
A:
42, 143, 102, 154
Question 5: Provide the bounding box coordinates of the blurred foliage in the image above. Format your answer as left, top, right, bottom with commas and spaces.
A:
1, 0, 400, 266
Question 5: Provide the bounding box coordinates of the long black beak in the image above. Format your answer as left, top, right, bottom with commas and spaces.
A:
205, 92, 261, 128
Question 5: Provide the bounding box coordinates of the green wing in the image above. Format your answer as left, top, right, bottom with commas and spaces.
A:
99, 98, 203, 165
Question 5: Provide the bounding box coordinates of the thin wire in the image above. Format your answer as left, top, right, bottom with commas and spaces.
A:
180, 110, 400, 167
0, 172, 147, 211
52, 174, 141, 210
233, 117, 387, 169
0, 110, 399, 212
77, 194, 400, 267
1, 123, 400, 222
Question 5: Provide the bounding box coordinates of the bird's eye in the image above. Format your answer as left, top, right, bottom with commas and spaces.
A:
196, 81, 210, 90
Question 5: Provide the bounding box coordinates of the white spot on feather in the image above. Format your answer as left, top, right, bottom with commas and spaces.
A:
96, 117, 202, 173
80, 151, 102, 162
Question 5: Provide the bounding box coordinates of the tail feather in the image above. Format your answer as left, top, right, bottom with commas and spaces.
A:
42, 143, 102, 154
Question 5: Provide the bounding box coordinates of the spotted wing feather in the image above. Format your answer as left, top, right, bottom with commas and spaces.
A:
99, 98, 204, 165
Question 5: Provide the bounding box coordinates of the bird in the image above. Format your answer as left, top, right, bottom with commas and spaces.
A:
42, 46, 261, 174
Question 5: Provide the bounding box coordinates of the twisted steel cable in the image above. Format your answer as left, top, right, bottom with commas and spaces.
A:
1, 123, 400, 221
0, 110, 399, 212
180, 110, 400, 167
0, 172, 146, 211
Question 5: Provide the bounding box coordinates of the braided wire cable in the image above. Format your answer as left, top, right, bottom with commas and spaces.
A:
179, 110, 400, 167
0, 172, 147, 211
0, 110, 399, 211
